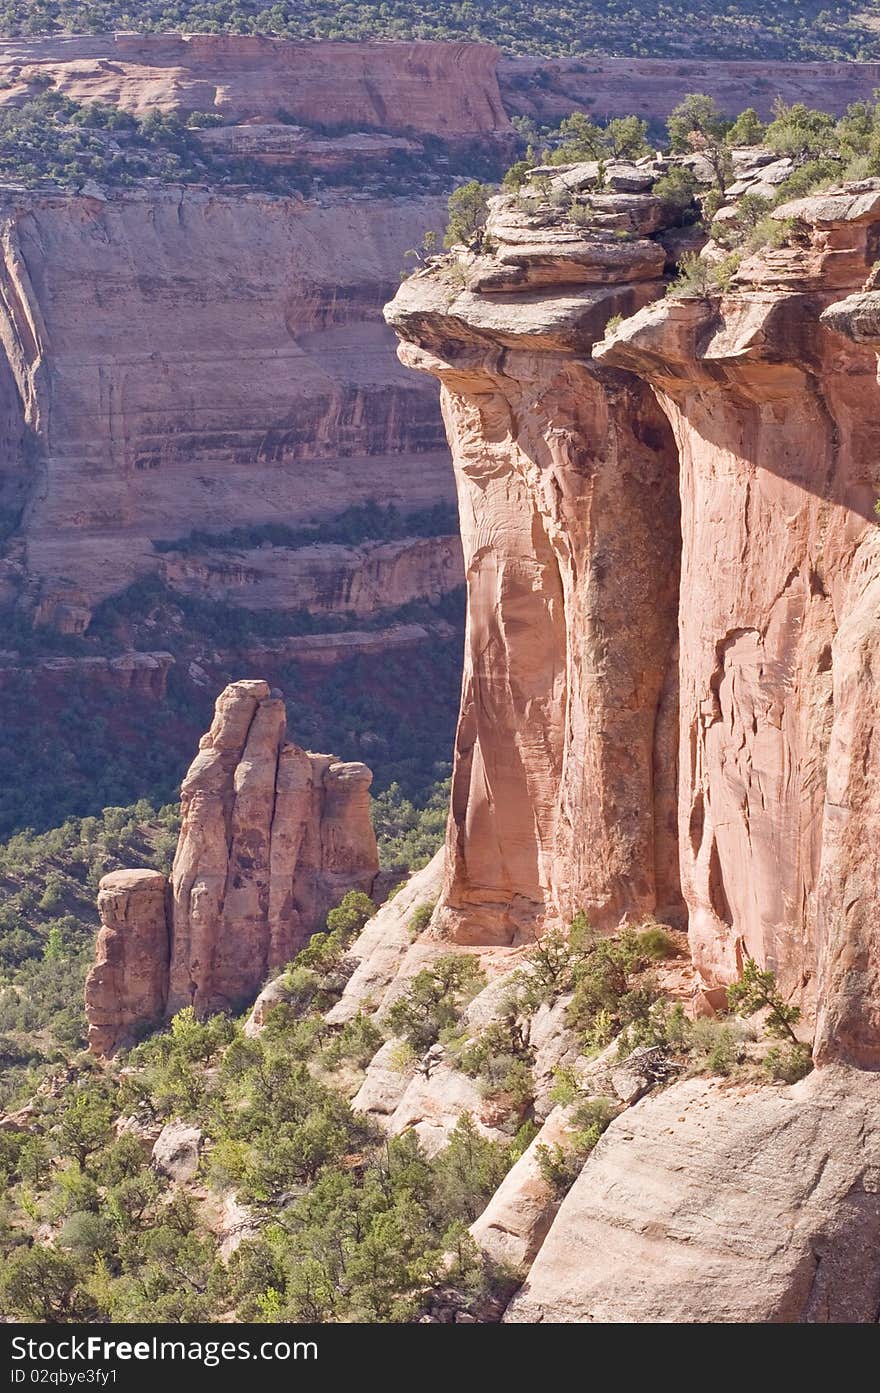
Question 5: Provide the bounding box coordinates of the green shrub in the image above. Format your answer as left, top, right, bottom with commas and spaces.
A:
667, 250, 740, 298
536, 1097, 616, 1192
686, 1017, 740, 1075
727, 958, 802, 1042
444, 180, 492, 249
452, 1018, 534, 1109
764, 1042, 813, 1083
408, 900, 435, 938
652, 165, 699, 214
385, 955, 486, 1051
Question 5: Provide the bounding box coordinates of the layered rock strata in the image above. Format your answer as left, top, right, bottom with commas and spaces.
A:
388, 178, 880, 1060
0, 35, 512, 149
500, 55, 880, 125
369, 175, 880, 1320
0, 185, 455, 628
386, 191, 684, 944
85, 679, 379, 1052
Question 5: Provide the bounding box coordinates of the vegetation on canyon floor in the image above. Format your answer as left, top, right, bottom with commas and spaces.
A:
0, 2, 877, 61
0, 884, 811, 1321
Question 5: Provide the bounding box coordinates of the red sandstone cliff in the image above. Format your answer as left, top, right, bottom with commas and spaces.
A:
0, 184, 456, 631
596, 185, 880, 1064
372, 172, 880, 1320
387, 177, 880, 1066
500, 54, 880, 125
386, 194, 683, 944
0, 35, 512, 146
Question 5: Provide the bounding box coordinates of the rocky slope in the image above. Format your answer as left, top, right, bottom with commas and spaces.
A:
85, 678, 379, 1053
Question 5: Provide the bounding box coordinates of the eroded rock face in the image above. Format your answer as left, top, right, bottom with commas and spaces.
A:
85, 680, 379, 1050
375, 174, 880, 1320
386, 193, 683, 945
499, 54, 880, 126
0, 35, 512, 147
0, 185, 455, 629
597, 184, 880, 1060
168, 679, 379, 1014
84, 869, 169, 1057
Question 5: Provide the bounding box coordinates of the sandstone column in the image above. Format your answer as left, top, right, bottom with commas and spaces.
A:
85, 868, 169, 1056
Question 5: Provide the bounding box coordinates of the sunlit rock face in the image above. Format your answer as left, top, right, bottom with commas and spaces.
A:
387, 192, 684, 946
598, 183, 880, 1064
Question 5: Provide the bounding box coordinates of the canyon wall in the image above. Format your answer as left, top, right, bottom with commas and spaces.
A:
500, 54, 880, 125
0, 184, 457, 630
85, 678, 379, 1053
388, 176, 880, 1059
0, 35, 512, 147
597, 186, 880, 1063
371, 169, 880, 1322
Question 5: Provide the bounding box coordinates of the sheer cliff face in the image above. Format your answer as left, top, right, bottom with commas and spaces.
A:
0, 185, 455, 629
388, 181, 880, 1064
0, 34, 511, 145
598, 185, 880, 1063
386, 195, 683, 945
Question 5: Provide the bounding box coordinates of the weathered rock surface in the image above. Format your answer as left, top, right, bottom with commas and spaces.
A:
158, 535, 463, 616
504, 1068, 880, 1323
84, 869, 169, 1057
500, 54, 880, 125
0, 184, 455, 629
168, 680, 379, 1014
0, 35, 512, 148
377, 172, 880, 1320
327, 848, 445, 1024
85, 679, 379, 1050
386, 192, 683, 944
597, 185, 880, 1059
470, 1105, 572, 1274
152, 1120, 203, 1183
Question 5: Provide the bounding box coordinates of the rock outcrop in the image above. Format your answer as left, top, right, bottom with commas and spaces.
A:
505, 1068, 880, 1323
0, 184, 455, 628
386, 191, 684, 945
500, 54, 880, 125
84, 868, 170, 1058
388, 175, 880, 1059
596, 184, 880, 1061
85, 679, 379, 1052
375, 169, 880, 1320
151, 1120, 203, 1184
170, 679, 378, 1014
